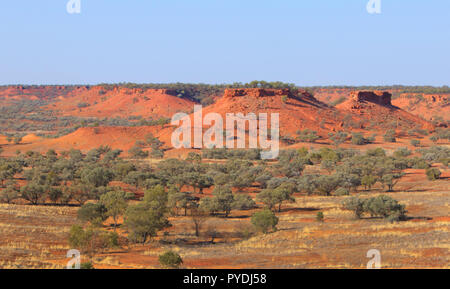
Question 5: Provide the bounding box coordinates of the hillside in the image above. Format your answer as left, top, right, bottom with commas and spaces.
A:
0, 87, 438, 157
336, 91, 434, 131
45, 86, 195, 118
392, 93, 449, 123
312, 88, 449, 124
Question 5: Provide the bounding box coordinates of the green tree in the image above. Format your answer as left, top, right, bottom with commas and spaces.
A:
426, 168, 441, 181
100, 190, 130, 231
361, 175, 377, 190
124, 186, 170, 244
251, 209, 279, 234
380, 173, 403, 192
159, 251, 183, 269
47, 187, 63, 204
334, 187, 349, 196
410, 139, 421, 147
168, 186, 196, 216
81, 167, 113, 188
257, 182, 295, 212
20, 182, 45, 205
0, 163, 16, 187
329, 131, 348, 147
232, 194, 256, 210
67, 183, 95, 205
394, 147, 412, 158
316, 175, 341, 196
123, 171, 148, 189
296, 129, 320, 143
351, 133, 371, 145
68, 225, 119, 257
0, 184, 20, 204
342, 197, 365, 219
363, 195, 406, 221
128, 146, 149, 159
212, 186, 234, 217
78, 203, 108, 226
383, 129, 396, 143
321, 159, 336, 174
316, 212, 324, 222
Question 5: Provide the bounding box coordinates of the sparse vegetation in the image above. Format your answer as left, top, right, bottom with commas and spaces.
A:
0, 84, 448, 269
426, 168, 441, 181
251, 209, 279, 234
159, 251, 183, 269
342, 195, 406, 222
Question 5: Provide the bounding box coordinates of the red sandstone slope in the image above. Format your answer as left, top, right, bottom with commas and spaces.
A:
337, 91, 433, 131
0, 85, 77, 101
200, 88, 341, 138
45, 86, 195, 118
392, 93, 449, 123
1, 126, 174, 156
313, 88, 449, 124
1, 88, 436, 157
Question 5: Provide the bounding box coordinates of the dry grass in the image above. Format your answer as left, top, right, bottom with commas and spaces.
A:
0, 170, 448, 269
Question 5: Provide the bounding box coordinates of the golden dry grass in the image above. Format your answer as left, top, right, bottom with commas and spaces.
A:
0, 172, 448, 269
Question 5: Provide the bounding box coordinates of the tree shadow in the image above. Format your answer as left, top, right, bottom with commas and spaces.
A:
280, 207, 321, 213
406, 216, 432, 221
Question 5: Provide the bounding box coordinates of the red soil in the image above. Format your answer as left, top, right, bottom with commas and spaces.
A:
392, 93, 450, 123
337, 91, 433, 131
201, 88, 340, 137
0, 88, 439, 157
313, 88, 449, 123
45, 86, 195, 118
1, 126, 171, 156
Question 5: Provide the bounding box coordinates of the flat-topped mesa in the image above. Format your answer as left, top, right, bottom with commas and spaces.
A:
223, 88, 313, 100
109, 86, 178, 96
351, 91, 392, 106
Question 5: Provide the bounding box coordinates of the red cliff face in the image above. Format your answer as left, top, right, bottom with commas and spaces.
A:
223, 88, 292, 98
350, 91, 392, 106
223, 88, 315, 101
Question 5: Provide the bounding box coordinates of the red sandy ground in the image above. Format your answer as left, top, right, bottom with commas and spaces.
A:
0, 88, 437, 158
312, 88, 449, 122
44, 86, 195, 119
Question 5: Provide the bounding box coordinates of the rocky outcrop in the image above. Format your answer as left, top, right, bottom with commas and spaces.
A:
223, 88, 293, 98
223, 88, 316, 102
350, 91, 392, 106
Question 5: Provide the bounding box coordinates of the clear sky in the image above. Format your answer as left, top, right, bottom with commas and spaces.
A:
0, 0, 449, 86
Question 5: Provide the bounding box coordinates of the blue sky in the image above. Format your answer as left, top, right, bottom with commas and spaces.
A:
0, 0, 449, 86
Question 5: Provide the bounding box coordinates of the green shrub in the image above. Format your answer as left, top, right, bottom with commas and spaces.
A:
361, 175, 377, 190
342, 197, 365, 219
80, 262, 95, 269
351, 133, 373, 145
410, 139, 421, 147
394, 147, 412, 158
342, 195, 406, 222
409, 158, 429, 169
383, 130, 396, 143
251, 209, 279, 234
316, 212, 324, 222
296, 129, 320, 143
363, 195, 406, 220
77, 203, 108, 226
232, 194, 256, 210
426, 168, 441, 181
334, 187, 350, 196
159, 251, 183, 269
